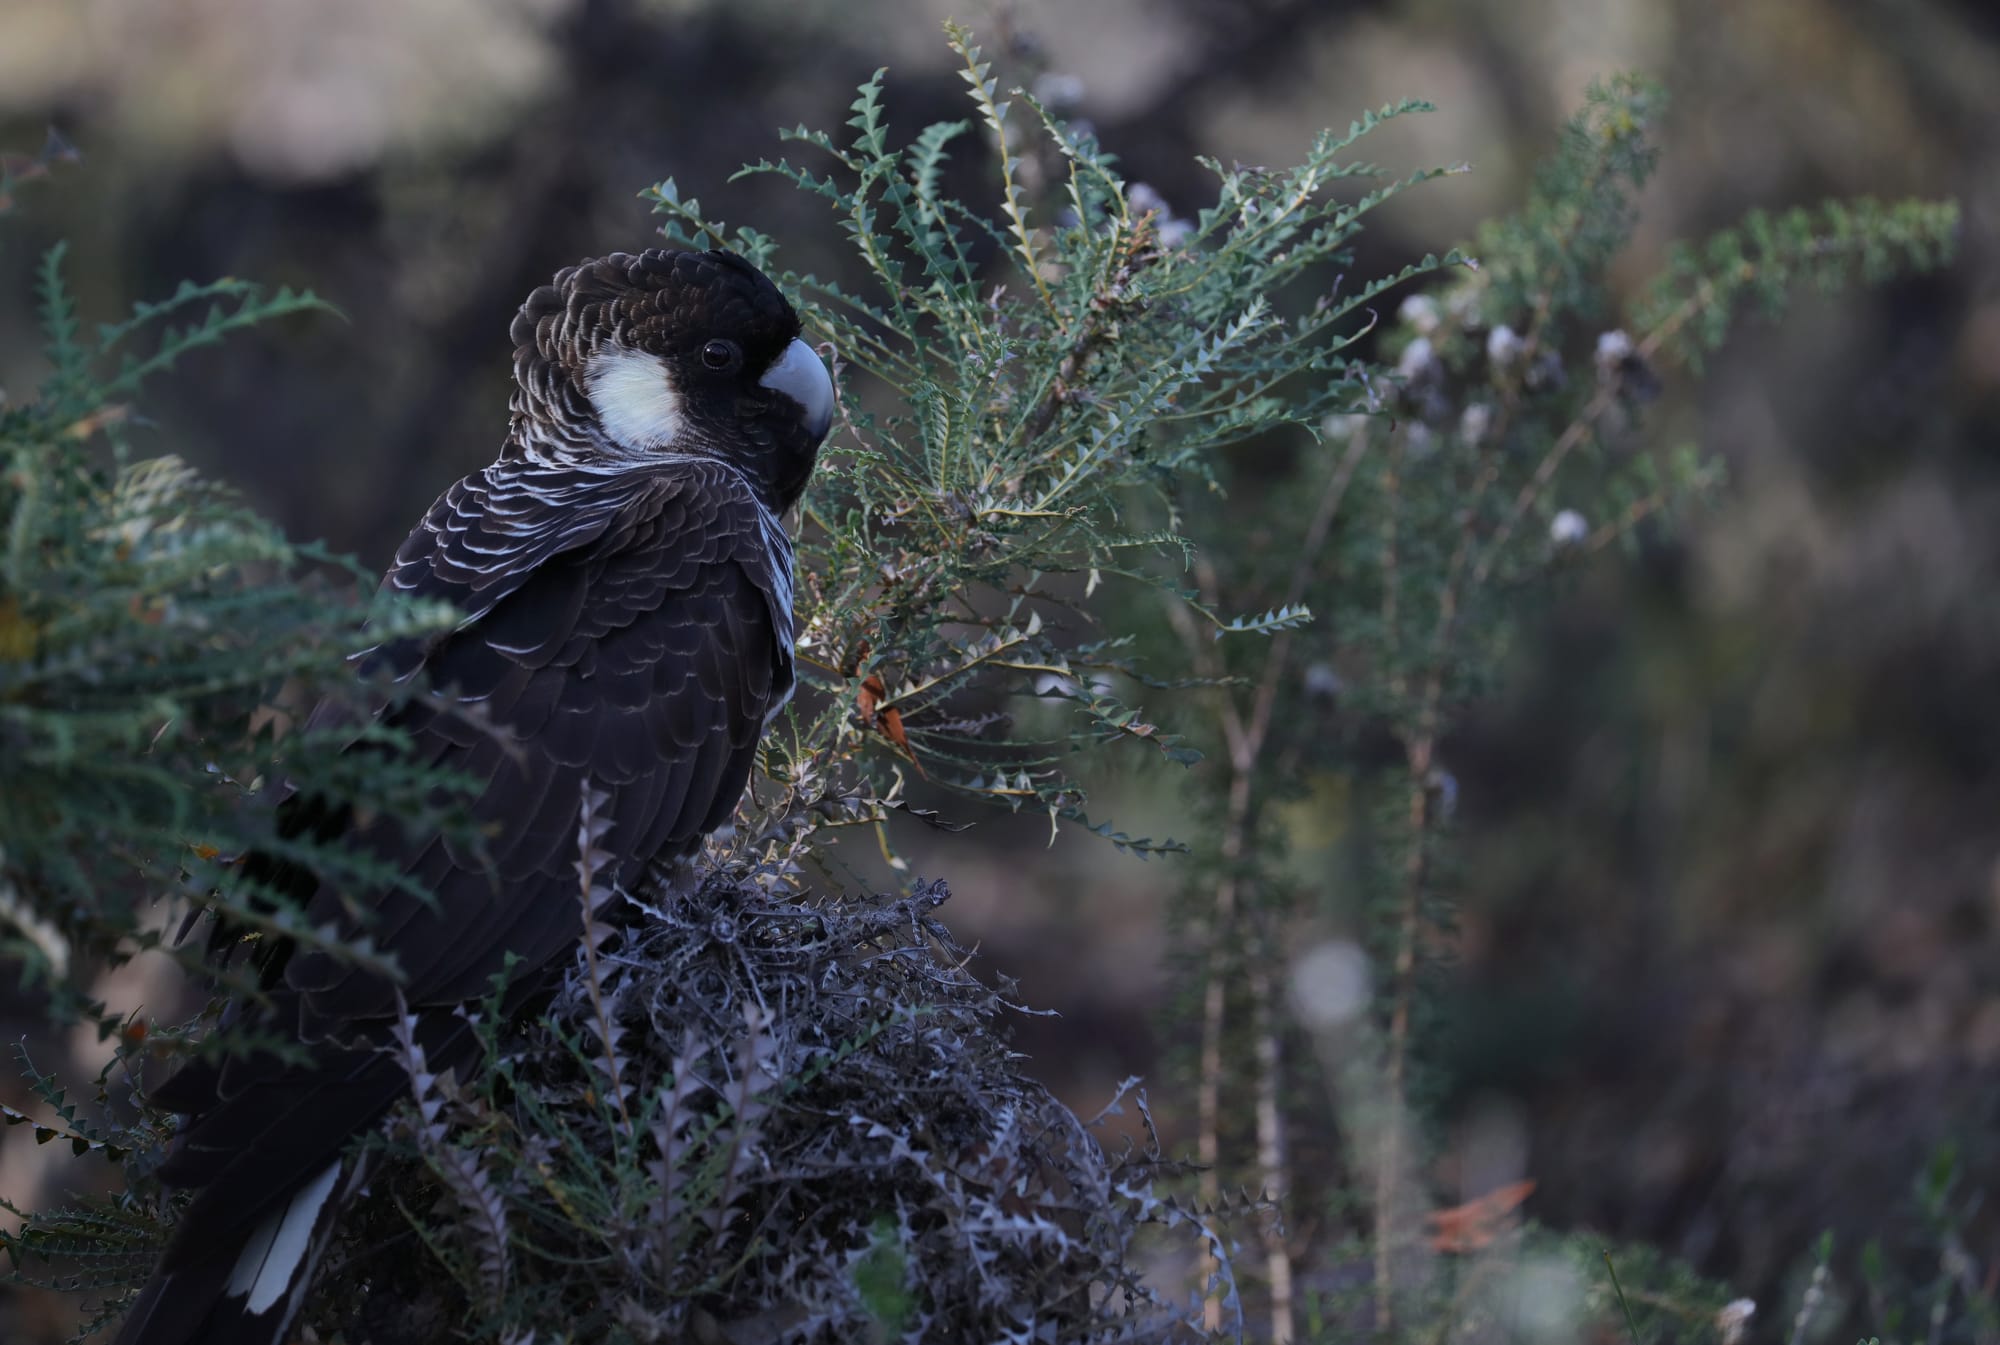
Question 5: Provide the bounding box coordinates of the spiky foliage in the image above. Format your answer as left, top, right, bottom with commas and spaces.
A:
0, 244, 479, 1032
302, 873, 1207, 1345
647, 22, 1470, 860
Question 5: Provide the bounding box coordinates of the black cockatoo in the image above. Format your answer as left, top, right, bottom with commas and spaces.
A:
114, 248, 833, 1345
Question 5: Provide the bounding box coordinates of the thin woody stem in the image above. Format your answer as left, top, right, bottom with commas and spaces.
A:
1249, 933, 1295, 1343
1170, 437, 1365, 1339
1376, 734, 1433, 1336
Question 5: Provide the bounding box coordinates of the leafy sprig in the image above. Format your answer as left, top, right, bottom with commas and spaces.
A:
648, 26, 1468, 852
0, 250, 476, 1036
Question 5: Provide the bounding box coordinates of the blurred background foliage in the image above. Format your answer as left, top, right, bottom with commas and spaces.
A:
1, 0, 1996, 1340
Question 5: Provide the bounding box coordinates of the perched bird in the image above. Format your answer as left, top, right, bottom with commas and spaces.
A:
115, 248, 834, 1345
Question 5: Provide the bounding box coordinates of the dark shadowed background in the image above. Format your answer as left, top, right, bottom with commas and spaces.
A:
3, 0, 1997, 1338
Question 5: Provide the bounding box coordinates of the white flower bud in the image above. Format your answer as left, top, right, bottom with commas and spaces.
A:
1397, 336, 1435, 380
1459, 402, 1493, 447
1303, 662, 1343, 699
1486, 323, 1523, 367
1594, 328, 1634, 371
1549, 509, 1589, 547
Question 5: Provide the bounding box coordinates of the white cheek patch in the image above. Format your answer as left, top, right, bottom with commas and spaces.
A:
583, 347, 684, 450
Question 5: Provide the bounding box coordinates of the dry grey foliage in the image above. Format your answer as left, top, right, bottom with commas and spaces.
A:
303, 860, 1222, 1345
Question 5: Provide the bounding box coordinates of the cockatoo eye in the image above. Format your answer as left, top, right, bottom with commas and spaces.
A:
702, 339, 742, 372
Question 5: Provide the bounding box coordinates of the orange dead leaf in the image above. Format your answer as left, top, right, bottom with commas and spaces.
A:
64, 404, 130, 439
856, 674, 926, 779
1427, 1179, 1535, 1254
879, 705, 924, 777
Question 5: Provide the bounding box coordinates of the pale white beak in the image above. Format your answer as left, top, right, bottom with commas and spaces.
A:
759, 337, 834, 442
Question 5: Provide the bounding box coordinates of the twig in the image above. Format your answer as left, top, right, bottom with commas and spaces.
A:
1249, 934, 1294, 1343
1379, 435, 1407, 703
1787, 1259, 1829, 1345
1375, 746, 1430, 1337
1371, 430, 1413, 1335
1165, 590, 1242, 1336
1243, 429, 1370, 759
1168, 438, 1365, 1340
1603, 1248, 1645, 1344
1019, 306, 1115, 445
1468, 381, 1617, 589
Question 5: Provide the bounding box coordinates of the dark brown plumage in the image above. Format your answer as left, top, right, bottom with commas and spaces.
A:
116, 249, 833, 1345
